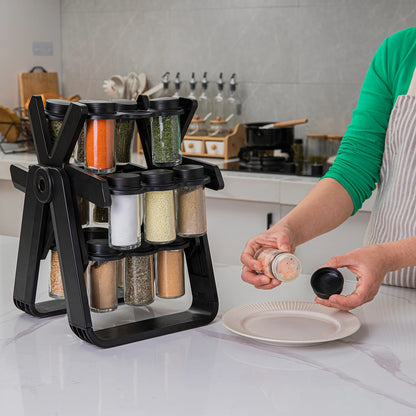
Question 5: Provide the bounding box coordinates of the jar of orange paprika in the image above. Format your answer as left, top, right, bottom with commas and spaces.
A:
81, 99, 119, 174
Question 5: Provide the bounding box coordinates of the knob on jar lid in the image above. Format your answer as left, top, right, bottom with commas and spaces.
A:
106, 172, 142, 194
172, 164, 210, 186
310, 267, 344, 299
141, 169, 177, 190
149, 97, 184, 116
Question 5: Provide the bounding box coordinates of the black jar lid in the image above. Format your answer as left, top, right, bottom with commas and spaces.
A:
80, 99, 118, 120
141, 169, 177, 191
173, 164, 210, 186
110, 99, 155, 120
149, 97, 184, 116
155, 236, 189, 252
86, 238, 124, 261
125, 241, 157, 257
106, 172, 142, 194
310, 267, 344, 299
83, 226, 108, 241
45, 99, 71, 120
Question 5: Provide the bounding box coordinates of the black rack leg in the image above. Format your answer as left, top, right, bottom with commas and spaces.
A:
13, 166, 66, 317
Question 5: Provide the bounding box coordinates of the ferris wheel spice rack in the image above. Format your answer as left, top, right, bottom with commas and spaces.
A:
10, 94, 224, 348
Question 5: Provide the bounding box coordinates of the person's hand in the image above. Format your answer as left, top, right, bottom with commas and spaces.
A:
315, 245, 389, 310
240, 222, 296, 290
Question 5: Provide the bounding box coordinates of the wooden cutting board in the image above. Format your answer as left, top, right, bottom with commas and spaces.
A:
18, 66, 59, 107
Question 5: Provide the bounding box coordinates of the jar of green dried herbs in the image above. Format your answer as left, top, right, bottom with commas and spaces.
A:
45, 99, 70, 144
124, 243, 156, 306
149, 97, 184, 167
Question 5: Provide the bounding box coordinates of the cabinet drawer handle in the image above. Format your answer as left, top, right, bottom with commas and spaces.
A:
188, 143, 194, 149
211, 144, 217, 150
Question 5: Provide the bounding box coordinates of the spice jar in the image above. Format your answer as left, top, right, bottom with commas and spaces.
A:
45, 99, 70, 144
149, 97, 184, 167
86, 239, 123, 313
156, 249, 185, 298
142, 169, 177, 244
82, 99, 118, 174
49, 247, 64, 299
208, 116, 230, 137
187, 115, 208, 136
173, 164, 210, 237
92, 205, 108, 224
106, 172, 142, 250
292, 138, 304, 175
124, 243, 156, 306
306, 134, 327, 165
254, 247, 301, 282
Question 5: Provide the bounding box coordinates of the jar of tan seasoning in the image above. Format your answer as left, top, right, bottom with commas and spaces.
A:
173, 164, 210, 237
141, 169, 177, 244
86, 239, 124, 313
156, 248, 185, 298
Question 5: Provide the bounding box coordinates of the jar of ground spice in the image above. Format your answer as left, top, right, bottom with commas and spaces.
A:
86, 239, 124, 313
254, 247, 302, 282
82, 99, 118, 174
156, 248, 185, 298
111, 99, 154, 165
124, 243, 156, 306
173, 164, 210, 237
142, 169, 177, 244
106, 172, 142, 250
49, 246, 64, 299
149, 97, 184, 167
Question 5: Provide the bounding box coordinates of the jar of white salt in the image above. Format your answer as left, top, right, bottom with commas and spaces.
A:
106, 172, 142, 250
141, 169, 177, 244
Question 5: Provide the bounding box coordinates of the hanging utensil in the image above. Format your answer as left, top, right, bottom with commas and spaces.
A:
260, 118, 308, 129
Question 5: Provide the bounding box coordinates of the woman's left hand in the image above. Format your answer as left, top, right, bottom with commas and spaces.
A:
314, 245, 389, 311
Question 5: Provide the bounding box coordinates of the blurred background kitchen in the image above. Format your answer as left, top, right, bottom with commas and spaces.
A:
1, 0, 415, 268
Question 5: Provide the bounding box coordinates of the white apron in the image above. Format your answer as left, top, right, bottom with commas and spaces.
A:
364, 66, 416, 288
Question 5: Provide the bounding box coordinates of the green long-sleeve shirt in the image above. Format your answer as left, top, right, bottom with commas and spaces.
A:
324, 27, 416, 214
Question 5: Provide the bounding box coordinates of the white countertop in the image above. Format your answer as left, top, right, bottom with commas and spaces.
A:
1, 235, 415, 415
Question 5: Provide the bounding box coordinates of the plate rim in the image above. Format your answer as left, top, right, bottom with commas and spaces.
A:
222, 300, 361, 346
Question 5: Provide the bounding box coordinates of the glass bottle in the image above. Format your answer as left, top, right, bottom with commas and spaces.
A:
172, 72, 181, 98
196, 72, 211, 121
141, 169, 177, 244
161, 72, 171, 96
86, 239, 124, 313
254, 247, 301, 282
156, 249, 185, 298
188, 72, 197, 99
149, 97, 184, 167
173, 164, 209, 237
107, 172, 142, 250
225, 73, 242, 126
292, 138, 304, 175
82, 99, 118, 174
124, 243, 156, 306
212, 72, 225, 121
306, 134, 327, 165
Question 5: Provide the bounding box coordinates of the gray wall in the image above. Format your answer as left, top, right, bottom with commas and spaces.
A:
61, 0, 415, 138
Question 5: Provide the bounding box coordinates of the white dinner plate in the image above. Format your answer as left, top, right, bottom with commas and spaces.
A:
222, 301, 361, 346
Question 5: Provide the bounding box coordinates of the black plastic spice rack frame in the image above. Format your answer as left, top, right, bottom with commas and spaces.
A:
10, 94, 224, 348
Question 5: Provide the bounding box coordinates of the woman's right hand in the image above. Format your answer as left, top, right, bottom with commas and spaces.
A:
240, 222, 296, 290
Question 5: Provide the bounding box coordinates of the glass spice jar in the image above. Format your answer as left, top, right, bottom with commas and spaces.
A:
82, 99, 118, 174
45, 99, 70, 144
187, 115, 208, 136
86, 239, 124, 313
156, 249, 185, 298
254, 247, 302, 282
106, 172, 142, 250
306, 134, 327, 165
49, 247, 64, 299
149, 97, 184, 167
124, 243, 156, 306
173, 164, 210, 237
208, 116, 230, 137
141, 169, 177, 244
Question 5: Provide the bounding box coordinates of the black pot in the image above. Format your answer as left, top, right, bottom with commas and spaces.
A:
245, 122, 294, 149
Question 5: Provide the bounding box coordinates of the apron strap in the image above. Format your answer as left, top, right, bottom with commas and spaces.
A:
407, 66, 416, 96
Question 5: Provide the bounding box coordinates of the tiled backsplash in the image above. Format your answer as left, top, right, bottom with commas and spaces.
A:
61, 0, 415, 138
